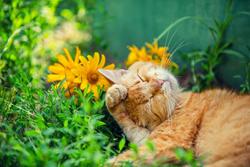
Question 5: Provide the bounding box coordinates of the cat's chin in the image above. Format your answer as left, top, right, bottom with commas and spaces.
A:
161, 75, 179, 93
161, 80, 173, 93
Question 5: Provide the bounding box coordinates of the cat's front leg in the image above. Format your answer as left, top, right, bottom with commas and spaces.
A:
106, 84, 150, 145
109, 99, 204, 166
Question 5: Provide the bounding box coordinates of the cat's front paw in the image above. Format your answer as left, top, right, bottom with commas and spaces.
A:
106, 84, 127, 109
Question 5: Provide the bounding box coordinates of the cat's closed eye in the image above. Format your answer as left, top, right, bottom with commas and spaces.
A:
137, 73, 145, 82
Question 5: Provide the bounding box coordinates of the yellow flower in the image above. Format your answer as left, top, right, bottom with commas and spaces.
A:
47, 47, 81, 95
47, 48, 114, 98
126, 42, 176, 68
137, 47, 152, 61
125, 46, 151, 67
73, 52, 115, 98
125, 46, 140, 67
146, 42, 168, 58
161, 53, 178, 68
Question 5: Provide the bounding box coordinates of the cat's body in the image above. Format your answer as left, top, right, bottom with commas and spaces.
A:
101, 62, 250, 166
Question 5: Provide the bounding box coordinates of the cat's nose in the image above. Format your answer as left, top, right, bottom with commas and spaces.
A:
150, 79, 164, 90
157, 79, 165, 85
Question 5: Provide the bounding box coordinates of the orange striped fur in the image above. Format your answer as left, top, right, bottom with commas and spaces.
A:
105, 62, 250, 166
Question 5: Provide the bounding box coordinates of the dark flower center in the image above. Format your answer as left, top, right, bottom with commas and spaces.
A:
87, 72, 99, 84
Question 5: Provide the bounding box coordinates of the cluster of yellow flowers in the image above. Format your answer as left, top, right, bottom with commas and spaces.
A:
125, 42, 177, 68
47, 42, 177, 98
47, 47, 115, 98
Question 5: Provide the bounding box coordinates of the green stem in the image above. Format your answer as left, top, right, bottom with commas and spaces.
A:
154, 16, 191, 43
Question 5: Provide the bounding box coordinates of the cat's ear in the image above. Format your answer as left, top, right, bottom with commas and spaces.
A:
98, 69, 128, 84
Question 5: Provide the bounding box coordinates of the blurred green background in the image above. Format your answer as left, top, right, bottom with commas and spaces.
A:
100, 0, 250, 90
0, 0, 250, 90
102, 0, 250, 58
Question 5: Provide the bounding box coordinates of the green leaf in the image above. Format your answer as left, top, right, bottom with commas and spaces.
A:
0, 132, 6, 139
64, 120, 69, 128
222, 49, 245, 59
25, 129, 41, 137
96, 120, 106, 127
184, 150, 194, 162
175, 147, 186, 160
0, 60, 6, 70
145, 140, 155, 152
118, 138, 126, 152
129, 143, 138, 155
237, 11, 250, 16
43, 128, 55, 136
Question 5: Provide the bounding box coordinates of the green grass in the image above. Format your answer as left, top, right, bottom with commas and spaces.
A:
0, 72, 202, 167
0, 73, 116, 166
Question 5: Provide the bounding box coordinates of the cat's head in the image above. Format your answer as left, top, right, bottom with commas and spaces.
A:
100, 62, 181, 130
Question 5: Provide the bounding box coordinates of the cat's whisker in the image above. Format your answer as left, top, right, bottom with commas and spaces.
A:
170, 41, 188, 58
164, 30, 170, 48
167, 29, 178, 48
169, 38, 179, 54
170, 39, 184, 52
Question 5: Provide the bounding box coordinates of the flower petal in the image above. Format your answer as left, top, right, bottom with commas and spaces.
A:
88, 55, 98, 70
74, 77, 82, 83
63, 48, 74, 65
98, 76, 110, 90
91, 85, 99, 99
98, 54, 106, 68
104, 64, 115, 70
146, 42, 153, 50
48, 63, 65, 74
47, 74, 65, 82
80, 79, 88, 90
87, 55, 93, 61
126, 53, 138, 67
62, 81, 69, 89
74, 47, 80, 63
93, 52, 100, 64
56, 54, 70, 67
79, 56, 88, 66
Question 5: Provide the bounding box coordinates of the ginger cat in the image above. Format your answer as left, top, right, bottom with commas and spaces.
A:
99, 62, 250, 166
